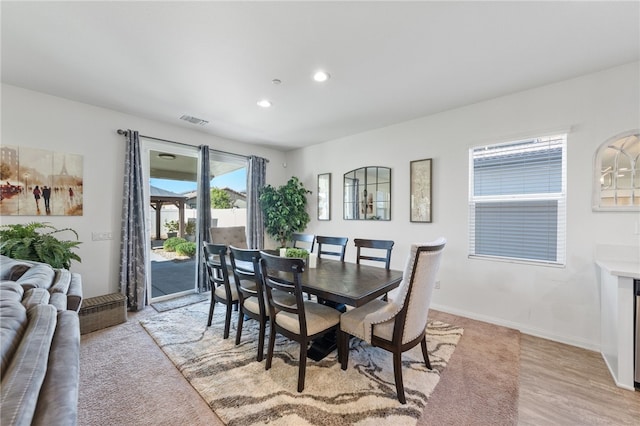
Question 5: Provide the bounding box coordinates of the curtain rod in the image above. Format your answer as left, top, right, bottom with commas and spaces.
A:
116, 129, 268, 162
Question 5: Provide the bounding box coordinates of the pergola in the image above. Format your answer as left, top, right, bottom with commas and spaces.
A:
150, 186, 187, 240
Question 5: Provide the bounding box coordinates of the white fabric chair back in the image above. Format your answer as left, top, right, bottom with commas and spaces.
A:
388, 239, 446, 344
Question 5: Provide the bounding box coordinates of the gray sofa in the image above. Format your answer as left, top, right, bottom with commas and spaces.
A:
0, 255, 83, 426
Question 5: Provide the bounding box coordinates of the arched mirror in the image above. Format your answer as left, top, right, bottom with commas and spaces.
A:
593, 130, 640, 211
344, 166, 391, 220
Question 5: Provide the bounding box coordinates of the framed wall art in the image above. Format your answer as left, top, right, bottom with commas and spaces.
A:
317, 173, 331, 220
0, 145, 83, 216
410, 158, 432, 222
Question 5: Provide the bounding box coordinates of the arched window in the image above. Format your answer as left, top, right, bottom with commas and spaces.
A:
593, 130, 640, 211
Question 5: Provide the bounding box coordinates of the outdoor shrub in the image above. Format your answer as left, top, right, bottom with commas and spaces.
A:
163, 237, 187, 252
175, 241, 196, 257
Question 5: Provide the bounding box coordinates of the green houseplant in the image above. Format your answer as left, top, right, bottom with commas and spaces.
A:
259, 176, 311, 248
0, 222, 81, 269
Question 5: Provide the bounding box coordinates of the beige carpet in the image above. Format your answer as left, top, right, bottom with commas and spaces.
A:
140, 301, 462, 426
78, 303, 520, 426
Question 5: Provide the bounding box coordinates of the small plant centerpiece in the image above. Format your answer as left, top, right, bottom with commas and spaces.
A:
259, 176, 311, 248
0, 222, 81, 269
285, 247, 309, 259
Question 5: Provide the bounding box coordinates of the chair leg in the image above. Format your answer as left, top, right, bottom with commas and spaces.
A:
256, 317, 266, 362
265, 320, 276, 370
298, 342, 307, 392
235, 307, 244, 345
421, 336, 432, 370
393, 352, 406, 404
338, 330, 349, 370
223, 303, 232, 339
207, 297, 215, 327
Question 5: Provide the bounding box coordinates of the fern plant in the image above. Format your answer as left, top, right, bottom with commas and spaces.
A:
0, 222, 81, 269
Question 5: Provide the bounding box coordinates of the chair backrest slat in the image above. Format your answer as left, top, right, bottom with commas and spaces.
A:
203, 242, 232, 295
229, 246, 261, 300
292, 233, 315, 253
259, 252, 306, 320
315, 236, 348, 262
354, 238, 394, 269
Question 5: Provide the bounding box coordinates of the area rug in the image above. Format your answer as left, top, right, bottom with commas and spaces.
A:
140, 301, 463, 426
151, 293, 209, 312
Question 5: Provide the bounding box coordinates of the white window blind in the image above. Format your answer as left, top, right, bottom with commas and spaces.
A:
469, 134, 567, 265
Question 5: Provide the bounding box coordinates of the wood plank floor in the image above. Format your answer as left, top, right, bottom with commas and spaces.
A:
518, 334, 640, 425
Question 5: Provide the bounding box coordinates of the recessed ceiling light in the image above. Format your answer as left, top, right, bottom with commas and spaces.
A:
313, 70, 330, 82
257, 99, 272, 108
158, 153, 176, 160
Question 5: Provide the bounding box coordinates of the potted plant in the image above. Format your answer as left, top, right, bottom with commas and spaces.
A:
185, 220, 196, 241
285, 247, 309, 259
259, 176, 311, 248
0, 222, 81, 269
164, 219, 180, 238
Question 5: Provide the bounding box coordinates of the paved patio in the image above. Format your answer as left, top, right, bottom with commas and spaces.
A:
151, 248, 197, 299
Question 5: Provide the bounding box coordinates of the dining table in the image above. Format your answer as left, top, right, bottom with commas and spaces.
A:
230, 251, 404, 360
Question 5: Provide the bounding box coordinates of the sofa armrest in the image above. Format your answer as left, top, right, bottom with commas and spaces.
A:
32, 310, 80, 426
67, 274, 83, 312
0, 304, 57, 426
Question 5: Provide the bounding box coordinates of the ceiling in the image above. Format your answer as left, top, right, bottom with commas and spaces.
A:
2, 1, 639, 151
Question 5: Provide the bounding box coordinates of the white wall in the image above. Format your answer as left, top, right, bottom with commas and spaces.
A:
285, 62, 640, 350
1, 84, 287, 298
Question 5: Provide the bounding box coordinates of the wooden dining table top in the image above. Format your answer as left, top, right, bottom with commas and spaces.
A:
293, 257, 403, 307
226, 250, 403, 308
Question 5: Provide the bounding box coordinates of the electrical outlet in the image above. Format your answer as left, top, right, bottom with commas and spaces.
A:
435, 280, 441, 289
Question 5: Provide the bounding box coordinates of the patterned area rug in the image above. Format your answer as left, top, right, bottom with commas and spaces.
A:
151, 293, 209, 312
141, 302, 463, 426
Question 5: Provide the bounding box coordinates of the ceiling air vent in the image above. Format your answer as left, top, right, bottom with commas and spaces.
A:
179, 115, 209, 126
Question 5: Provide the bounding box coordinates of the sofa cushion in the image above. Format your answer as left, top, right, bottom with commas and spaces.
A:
50, 269, 71, 294
15, 264, 55, 291
22, 288, 51, 309
0, 297, 27, 377
0, 304, 57, 426
0, 281, 24, 302
32, 310, 80, 426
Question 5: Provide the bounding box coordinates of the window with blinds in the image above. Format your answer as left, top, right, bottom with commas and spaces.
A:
469, 134, 567, 265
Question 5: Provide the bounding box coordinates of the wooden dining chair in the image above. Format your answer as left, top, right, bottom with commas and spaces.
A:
259, 251, 342, 392
354, 238, 394, 269
210, 226, 247, 249
291, 233, 315, 253
337, 239, 446, 404
315, 236, 348, 262
228, 246, 265, 361
203, 242, 238, 338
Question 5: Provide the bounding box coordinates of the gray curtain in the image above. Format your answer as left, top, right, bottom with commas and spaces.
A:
246, 155, 267, 249
196, 145, 211, 292
119, 130, 148, 311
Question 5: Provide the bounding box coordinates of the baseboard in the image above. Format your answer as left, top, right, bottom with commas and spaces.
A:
430, 303, 600, 352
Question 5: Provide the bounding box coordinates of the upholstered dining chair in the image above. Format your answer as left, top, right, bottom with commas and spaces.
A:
354, 238, 394, 269
259, 251, 342, 392
203, 243, 238, 338
210, 226, 248, 249
291, 232, 315, 253
315, 236, 348, 262
228, 246, 264, 360
337, 239, 446, 404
